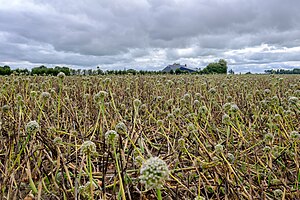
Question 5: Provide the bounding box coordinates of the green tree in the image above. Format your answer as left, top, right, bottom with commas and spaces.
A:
175, 68, 182, 74
201, 59, 228, 74
0, 65, 12, 75
96, 66, 104, 75
127, 69, 137, 75
31, 65, 71, 76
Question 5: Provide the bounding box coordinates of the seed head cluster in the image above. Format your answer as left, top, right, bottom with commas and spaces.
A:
94, 91, 108, 103
25, 120, 39, 134
133, 99, 142, 109
139, 157, 169, 190
115, 122, 127, 134
105, 130, 119, 144
215, 144, 224, 153
81, 141, 96, 155
41, 92, 51, 100
57, 72, 66, 79
2, 105, 10, 113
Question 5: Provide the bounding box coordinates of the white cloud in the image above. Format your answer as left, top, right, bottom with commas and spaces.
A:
0, 0, 300, 72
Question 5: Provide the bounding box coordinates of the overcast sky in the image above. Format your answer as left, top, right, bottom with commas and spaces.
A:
1, 0, 300, 73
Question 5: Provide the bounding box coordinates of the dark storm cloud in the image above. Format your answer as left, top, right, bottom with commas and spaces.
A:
0, 0, 300, 72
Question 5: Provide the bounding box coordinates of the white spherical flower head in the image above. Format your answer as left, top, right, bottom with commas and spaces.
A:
288, 96, 299, 104
41, 92, 51, 100
25, 120, 39, 134
263, 146, 271, 153
57, 72, 66, 79
264, 133, 274, 142
290, 131, 300, 140
103, 78, 111, 84
156, 96, 163, 101
81, 141, 96, 155
193, 100, 201, 107
53, 137, 63, 144
273, 189, 283, 200
140, 157, 169, 190
187, 123, 195, 132
166, 98, 174, 106
173, 108, 181, 116
178, 137, 185, 147
157, 120, 164, 127
30, 91, 37, 98
105, 130, 119, 144
2, 105, 10, 113
222, 114, 230, 124
208, 87, 217, 94
194, 196, 206, 200
94, 91, 108, 103
16, 94, 22, 101
274, 114, 281, 121
272, 96, 279, 103
166, 113, 175, 121
140, 104, 147, 111
116, 122, 127, 134
230, 104, 239, 113
199, 106, 208, 114
83, 93, 90, 100
264, 89, 271, 95
222, 102, 232, 111
133, 99, 142, 109
227, 96, 233, 102
227, 153, 235, 163
183, 93, 191, 101
79, 181, 98, 195
215, 144, 224, 153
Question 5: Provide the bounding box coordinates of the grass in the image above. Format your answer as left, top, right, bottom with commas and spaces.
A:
0, 74, 299, 199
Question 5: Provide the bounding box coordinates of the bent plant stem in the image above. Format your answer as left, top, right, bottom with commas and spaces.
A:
91, 108, 101, 139
113, 144, 126, 200
91, 97, 106, 139
100, 99, 108, 130
109, 89, 123, 120
26, 160, 38, 194
88, 152, 94, 200
100, 99, 107, 198
9, 129, 33, 172
57, 78, 63, 129
131, 107, 139, 140
156, 188, 162, 200
37, 100, 45, 123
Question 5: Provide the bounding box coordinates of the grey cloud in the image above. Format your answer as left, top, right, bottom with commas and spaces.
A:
0, 0, 300, 72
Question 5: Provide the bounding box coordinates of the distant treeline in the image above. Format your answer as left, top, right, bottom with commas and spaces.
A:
265, 68, 300, 74
0, 60, 228, 76
0, 65, 70, 76
0, 65, 169, 76
2, 63, 299, 76
0, 66, 225, 76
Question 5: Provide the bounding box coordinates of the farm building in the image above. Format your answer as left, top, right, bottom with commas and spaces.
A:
162, 63, 197, 73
